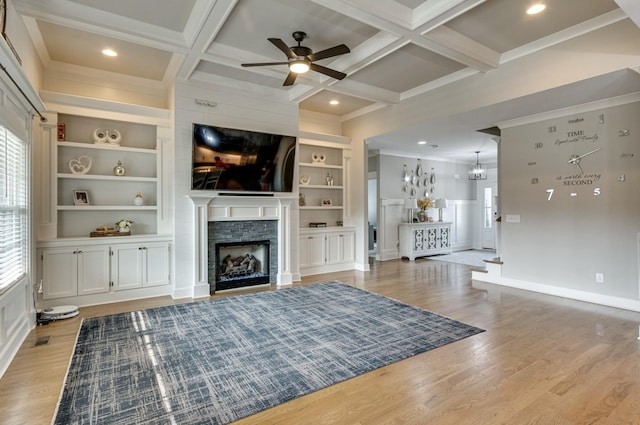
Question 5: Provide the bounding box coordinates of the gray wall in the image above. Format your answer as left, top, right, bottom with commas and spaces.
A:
378, 154, 475, 201
500, 100, 640, 299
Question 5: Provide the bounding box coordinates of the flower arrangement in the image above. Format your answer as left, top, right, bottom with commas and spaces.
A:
116, 219, 133, 232
417, 197, 434, 211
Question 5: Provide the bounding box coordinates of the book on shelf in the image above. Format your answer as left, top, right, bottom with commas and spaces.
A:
309, 222, 327, 228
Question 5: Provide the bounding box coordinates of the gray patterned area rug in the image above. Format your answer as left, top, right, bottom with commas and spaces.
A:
54, 281, 484, 425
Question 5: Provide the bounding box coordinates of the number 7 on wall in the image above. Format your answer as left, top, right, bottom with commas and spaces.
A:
546, 189, 554, 200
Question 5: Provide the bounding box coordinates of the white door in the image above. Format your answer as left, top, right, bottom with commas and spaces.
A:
481, 184, 497, 249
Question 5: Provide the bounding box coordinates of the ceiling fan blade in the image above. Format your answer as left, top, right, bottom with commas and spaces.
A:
283, 71, 298, 86
307, 44, 350, 62
241, 62, 289, 67
268, 38, 296, 59
309, 63, 347, 80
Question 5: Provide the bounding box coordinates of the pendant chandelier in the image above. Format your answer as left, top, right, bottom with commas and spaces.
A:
468, 151, 487, 180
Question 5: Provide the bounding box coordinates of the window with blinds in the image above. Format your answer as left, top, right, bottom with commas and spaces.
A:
0, 125, 28, 292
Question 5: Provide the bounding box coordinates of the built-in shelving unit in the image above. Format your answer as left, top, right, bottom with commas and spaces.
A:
52, 113, 161, 238
34, 95, 174, 308
297, 132, 354, 276
297, 133, 351, 229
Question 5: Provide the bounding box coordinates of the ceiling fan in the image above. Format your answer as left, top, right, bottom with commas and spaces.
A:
241, 31, 350, 86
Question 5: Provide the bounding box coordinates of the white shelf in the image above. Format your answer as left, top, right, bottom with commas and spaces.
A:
57, 206, 157, 211
300, 206, 343, 210
299, 162, 343, 169
58, 141, 157, 154
57, 173, 157, 182
299, 184, 343, 189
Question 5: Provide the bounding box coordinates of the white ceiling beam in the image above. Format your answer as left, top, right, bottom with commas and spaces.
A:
176, 0, 238, 80
413, 0, 486, 30
312, 0, 497, 71
501, 9, 628, 64
347, 0, 413, 28
320, 80, 400, 104
420, 26, 499, 71
13, 0, 189, 53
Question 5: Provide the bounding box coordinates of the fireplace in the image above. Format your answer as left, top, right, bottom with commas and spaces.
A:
215, 240, 270, 291
190, 195, 294, 298
208, 219, 278, 293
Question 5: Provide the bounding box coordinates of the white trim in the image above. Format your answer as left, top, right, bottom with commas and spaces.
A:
472, 268, 640, 312
498, 92, 640, 129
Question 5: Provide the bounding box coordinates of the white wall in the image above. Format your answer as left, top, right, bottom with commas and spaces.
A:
172, 80, 299, 298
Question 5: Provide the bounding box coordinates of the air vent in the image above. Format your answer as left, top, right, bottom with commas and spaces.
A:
35, 336, 51, 346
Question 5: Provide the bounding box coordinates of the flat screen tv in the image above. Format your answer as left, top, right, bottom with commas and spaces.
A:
191, 123, 297, 193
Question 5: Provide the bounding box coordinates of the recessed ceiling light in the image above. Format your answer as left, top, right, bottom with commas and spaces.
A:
329, 100, 339, 105
102, 49, 118, 57
418, 140, 427, 145
527, 3, 545, 14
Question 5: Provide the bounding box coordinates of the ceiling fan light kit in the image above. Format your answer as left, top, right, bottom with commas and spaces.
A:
289, 59, 310, 73
241, 31, 350, 86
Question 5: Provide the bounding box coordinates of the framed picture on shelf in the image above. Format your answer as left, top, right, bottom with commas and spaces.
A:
321, 199, 332, 206
73, 190, 90, 205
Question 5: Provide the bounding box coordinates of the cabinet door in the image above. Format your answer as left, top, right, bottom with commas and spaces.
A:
438, 226, 450, 249
77, 246, 110, 295
142, 242, 170, 287
340, 231, 355, 263
426, 228, 438, 251
327, 232, 355, 264
326, 233, 341, 264
111, 244, 143, 291
300, 235, 326, 268
42, 248, 78, 299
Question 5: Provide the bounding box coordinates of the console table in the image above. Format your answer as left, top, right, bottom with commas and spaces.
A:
399, 222, 452, 261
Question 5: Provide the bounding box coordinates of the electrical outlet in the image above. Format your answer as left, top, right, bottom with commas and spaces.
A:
595, 273, 604, 283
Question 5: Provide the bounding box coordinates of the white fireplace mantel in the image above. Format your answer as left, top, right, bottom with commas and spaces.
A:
189, 193, 295, 296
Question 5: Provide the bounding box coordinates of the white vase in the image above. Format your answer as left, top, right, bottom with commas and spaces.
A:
133, 192, 144, 206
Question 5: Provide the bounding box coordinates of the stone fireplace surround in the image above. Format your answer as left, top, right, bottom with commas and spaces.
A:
209, 222, 276, 292
190, 194, 295, 293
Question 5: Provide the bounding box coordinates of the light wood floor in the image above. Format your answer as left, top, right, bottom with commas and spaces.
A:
2, 258, 640, 425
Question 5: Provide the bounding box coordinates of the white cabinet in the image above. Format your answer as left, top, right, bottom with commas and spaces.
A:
326, 231, 355, 265
399, 222, 452, 261
299, 227, 355, 275
38, 236, 173, 307
299, 234, 326, 269
298, 133, 351, 230
33, 97, 173, 308
42, 246, 110, 299
111, 242, 170, 290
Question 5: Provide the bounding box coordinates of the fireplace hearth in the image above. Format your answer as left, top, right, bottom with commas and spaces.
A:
215, 240, 270, 291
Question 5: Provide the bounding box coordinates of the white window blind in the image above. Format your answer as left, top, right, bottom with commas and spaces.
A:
0, 125, 27, 292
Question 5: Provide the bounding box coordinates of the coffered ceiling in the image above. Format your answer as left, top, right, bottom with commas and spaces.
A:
14, 0, 640, 163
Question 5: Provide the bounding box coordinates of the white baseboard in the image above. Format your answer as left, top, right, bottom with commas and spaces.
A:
473, 268, 640, 312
